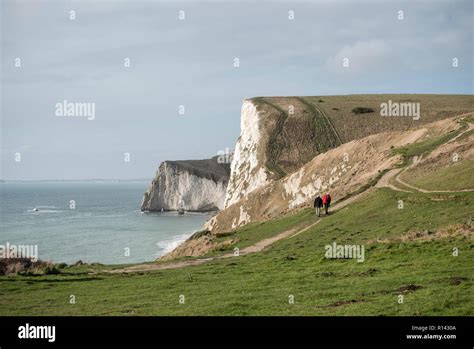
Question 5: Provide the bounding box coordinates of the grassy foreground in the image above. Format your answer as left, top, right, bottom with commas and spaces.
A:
0, 187, 472, 316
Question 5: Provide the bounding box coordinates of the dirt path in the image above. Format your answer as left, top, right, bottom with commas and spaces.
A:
109, 223, 321, 273
447, 120, 473, 143
395, 171, 474, 193
297, 97, 343, 147
375, 169, 412, 193
109, 258, 214, 273
393, 120, 474, 193
109, 186, 375, 273
109, 115, 473, 274
225, 225, 307, 255
313, 102, 343, 145
231, 187, 376, 254
376, 117, 473, 194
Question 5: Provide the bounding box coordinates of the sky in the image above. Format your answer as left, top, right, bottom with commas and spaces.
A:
1, 0, 473, 180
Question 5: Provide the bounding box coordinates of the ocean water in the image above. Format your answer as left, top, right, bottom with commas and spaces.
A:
0, 182, 209, 264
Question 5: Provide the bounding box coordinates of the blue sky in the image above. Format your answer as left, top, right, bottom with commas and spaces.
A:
1, 0, 473, 180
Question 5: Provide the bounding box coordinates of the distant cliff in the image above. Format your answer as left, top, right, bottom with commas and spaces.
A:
141, 156, 231, 212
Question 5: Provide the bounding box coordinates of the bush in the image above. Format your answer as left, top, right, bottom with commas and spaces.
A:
42, 265, 60, 275
0, 258, 60, 276
352, 107, 374, 114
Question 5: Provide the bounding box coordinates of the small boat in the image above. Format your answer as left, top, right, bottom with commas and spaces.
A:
177, 208, 185, 215
33, 208, 39, 212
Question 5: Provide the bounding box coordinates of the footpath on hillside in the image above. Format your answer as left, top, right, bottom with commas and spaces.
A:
108, 115, 473, 274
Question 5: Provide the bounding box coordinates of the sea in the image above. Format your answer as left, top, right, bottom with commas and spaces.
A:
0, 181, 210, 264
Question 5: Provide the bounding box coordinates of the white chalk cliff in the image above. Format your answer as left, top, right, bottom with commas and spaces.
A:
224, 100, 270, 208
141, 157, 231, 212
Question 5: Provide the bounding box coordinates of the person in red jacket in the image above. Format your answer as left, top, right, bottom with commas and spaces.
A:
322, 193, 331, 215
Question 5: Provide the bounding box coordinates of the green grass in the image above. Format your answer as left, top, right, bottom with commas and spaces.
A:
463, 115, 474, 123
457, 128, 474, 142
392, 126, 466, 167
207, 208, 318, 254
393, 117, 473, 190
1, 188, 472, 316
403, 160, 474, 191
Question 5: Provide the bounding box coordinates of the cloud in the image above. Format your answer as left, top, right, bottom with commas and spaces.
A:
325, 39, 404, 75
1, 0, 472, 180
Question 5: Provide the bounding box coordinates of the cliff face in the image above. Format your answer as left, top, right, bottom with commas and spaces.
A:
161, 95, 473, 259
141, 157, 231, 212
206, 95, 473, 232
224, 97, 342, 208
224, 100, 269, 208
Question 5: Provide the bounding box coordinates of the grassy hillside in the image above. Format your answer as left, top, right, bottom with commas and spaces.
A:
250, 94, 473, 179
304, 94, 474, 143
0, 187, 472, 316
404, 160, 474, 191
295, 97, 343, 150
1, 106, 472, 316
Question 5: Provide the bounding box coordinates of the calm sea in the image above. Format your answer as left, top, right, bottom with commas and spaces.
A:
0, 181, 209, 264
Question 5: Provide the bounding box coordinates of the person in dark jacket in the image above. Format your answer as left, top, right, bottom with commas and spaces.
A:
314, 195, 323, 217
322, 193, 331, 215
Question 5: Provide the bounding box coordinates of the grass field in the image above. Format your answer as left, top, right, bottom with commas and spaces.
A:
1, 103, 472, 316
304, 94, 474, 143
394, 117, 473, 191
210, 208, 318, 253
0, 187, 472, 316
403, 160, 474, 191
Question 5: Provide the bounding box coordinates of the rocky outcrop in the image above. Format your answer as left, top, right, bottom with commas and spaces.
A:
141, 156, 231, 212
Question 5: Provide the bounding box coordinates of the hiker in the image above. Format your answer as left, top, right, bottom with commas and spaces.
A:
322, 192, 331, 215
314, 195, 323, 217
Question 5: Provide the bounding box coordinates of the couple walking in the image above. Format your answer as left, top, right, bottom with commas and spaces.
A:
314, 193, 331, 217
